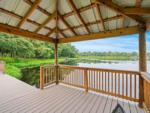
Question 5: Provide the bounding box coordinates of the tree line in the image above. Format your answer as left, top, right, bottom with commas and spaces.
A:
0, 33, 78, 59
80, 51, 150, 60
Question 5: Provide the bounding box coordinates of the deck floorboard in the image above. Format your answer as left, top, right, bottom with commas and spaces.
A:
0, 74, 146, 113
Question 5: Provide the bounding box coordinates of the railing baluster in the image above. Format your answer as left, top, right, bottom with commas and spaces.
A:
126, 73, 128, 97
134, 74, 136, 99
115, 72, 117, 96
122, 73, 124, 97
130, 73, 132, 98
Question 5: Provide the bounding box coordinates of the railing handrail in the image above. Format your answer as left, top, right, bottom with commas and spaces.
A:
140, 72, 150, 83
59, 64, 140, 74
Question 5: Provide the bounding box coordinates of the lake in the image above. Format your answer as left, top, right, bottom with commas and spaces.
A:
77, 60, 150, 73
21, 59, 150, 88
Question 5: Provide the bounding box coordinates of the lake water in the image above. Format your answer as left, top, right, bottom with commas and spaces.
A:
77, 60, 150, 73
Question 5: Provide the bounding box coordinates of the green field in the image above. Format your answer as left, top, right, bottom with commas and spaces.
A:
0, 57, 65, 79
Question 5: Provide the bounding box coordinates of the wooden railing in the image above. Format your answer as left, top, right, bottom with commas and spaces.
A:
58, 65, 140, 102
141, 72, 150, 111
39, 65, 150, 107
40, 65, 56, 89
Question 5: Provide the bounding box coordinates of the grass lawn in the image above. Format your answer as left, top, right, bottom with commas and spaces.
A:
0, 57, 65, 79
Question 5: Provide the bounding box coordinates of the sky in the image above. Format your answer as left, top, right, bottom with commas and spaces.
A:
71, 32, 150, 52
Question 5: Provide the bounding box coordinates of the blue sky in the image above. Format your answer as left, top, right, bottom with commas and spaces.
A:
71, 32, 150, 52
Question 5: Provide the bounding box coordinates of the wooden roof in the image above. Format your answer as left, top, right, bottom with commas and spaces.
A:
0, 0, 150, 43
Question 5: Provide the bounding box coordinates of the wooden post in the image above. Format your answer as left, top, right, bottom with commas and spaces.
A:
40, 66, 44, 89
139, 25, 147, 108
54, 42, 59, 84
84, 69, 88, 92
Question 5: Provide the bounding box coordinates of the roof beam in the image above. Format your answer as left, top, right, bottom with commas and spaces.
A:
59, 26, 139, 43
67, 0, 90, 33
123, 8, 150, 15
34, 11, 57, 33
58, 14, 77, 36
93, 0, 145, 24
18, 0, 41, 28
0, 23, 54, 43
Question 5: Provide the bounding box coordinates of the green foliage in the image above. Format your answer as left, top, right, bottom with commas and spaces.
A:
0, 33, 78, 59
5, 64, 22, 79
58, 44, 78, 58
1, 56, 65, 79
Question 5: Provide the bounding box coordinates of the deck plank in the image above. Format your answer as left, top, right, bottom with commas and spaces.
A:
95, 95, 108, 113
103, 96, 113, 113
0, 74, 146, 113
110, 98, 118, 112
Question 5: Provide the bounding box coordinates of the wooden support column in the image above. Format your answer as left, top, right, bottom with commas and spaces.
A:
54, 42, 59, 84
139, 25, 147, 108
40, 66, 44, 89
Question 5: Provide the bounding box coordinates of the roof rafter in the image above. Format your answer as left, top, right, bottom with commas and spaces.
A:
24, 0, 50, 16
123, 8, 150, 15
18, 0, 41, 28
95, 4, 105, 31
62, 15, 123, 31
0, 8, 52, 31
59, 26, 139, 43
46, 28, 56, 37
58, 13, 77, 36
34, 11, 57, 33
67, 0, 90, 33
57, 29, 67, 38
63, 3, 95, 18
93, 0, 145, 25
0, 23, 54, 43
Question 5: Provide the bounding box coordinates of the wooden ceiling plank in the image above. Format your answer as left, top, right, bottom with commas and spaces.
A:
93, 0, 145, 24
123, 8, 150, 15
59, 26, 139, 43
18, 0, 41, 28
68, 0, 90, 33
0, 23, 54, 43
58, 14, 77, 36
95, 4, 105, 31
34, 11, 57, 33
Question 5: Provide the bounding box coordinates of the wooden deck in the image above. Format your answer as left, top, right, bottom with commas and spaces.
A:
0, 73, 146, 113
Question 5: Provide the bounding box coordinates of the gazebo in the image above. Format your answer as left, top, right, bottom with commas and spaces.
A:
0, 0, 150, 112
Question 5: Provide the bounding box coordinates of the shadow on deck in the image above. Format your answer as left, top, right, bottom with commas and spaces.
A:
0, 74, 145, 113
